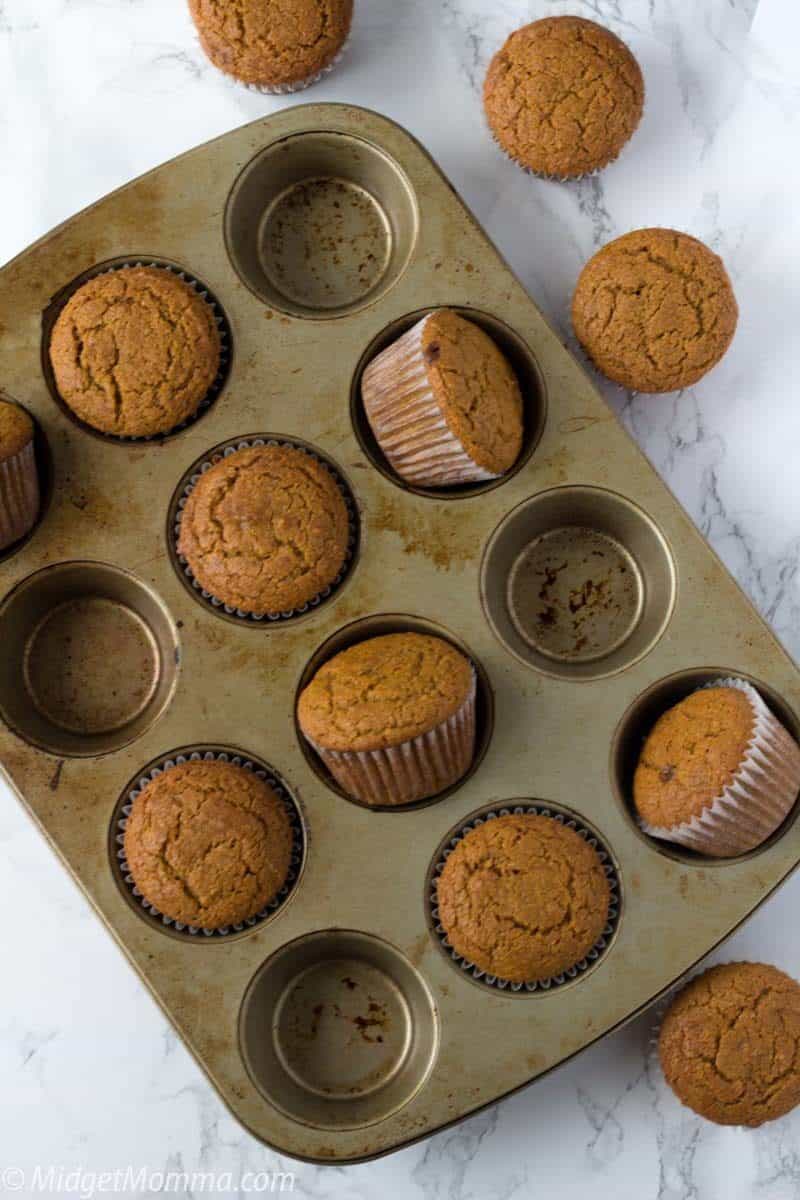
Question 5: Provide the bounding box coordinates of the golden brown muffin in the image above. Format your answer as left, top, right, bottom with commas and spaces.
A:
124, 759, 293, 930
484, 17, 644, 178
659, 962, 800, 1127
297, 632, 473, 752
0, 400, 33, 460
436, 813, 611, 983
634, 687, 755, 830
189, 0, 352, 89
572, 228, 738, 393
178, 443, 349, 615
49, 266, 221, 438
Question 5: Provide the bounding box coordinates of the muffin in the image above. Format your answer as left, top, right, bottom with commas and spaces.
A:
572, 228, 738, 392
189, 0, 352, 92
659, 962, 800, 1127
297, 632, 476, 806
361, 310, 524, 488
633, 679, 800, 857
0, 399, 39, 551
178, 443, 350, 616
436, 813, 610, 984
124, 759, 293, 930
484, 17, 644, 179
49, 266, 221, 439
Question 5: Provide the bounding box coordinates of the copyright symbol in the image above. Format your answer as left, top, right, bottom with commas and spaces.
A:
1, 1168, 25, 1192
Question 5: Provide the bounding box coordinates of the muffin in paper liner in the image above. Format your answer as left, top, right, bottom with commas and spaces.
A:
171, 438, 359, 625
112, 749, 305, 940
361, 315, 504, 488
307, 669, 476, 808
0, 437, 39, 551
428, 803, 620, 994
639, 678, 800, 858
48, 260, 231, 443
213, 37, 350, 95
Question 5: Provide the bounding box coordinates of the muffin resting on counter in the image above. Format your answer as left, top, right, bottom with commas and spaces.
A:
297, 631, 476, 806
361, 309, 524, 488
659, 962, 800, 1127
484, 17, 644, 178
49, 266, 221, 439
436, 813, 610, 984
178, 443, 350, 616
572, 228, 738, 393
124, 759, 293, 930
0, 398, 39, 551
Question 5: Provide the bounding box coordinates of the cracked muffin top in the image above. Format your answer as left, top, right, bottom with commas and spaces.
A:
0, 400, 34, 461
659, 962, 800, 1126
484, 17, 644, 178
189, 0, 353, 89
178, 443, 349, 616
633, 687, 755, 830
436, 813, 610, 984
123, 759, 293, 930
49, 267, 221, 439
572, 228, 738, 393
297, 632, 473, 752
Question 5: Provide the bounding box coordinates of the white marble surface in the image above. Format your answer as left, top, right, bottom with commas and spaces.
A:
1, 1, 800, 1196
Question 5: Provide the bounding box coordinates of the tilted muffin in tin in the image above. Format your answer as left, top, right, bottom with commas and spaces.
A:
0, 399, 39, 550
49, 266, 221, 439
436, 813, 610, 984
633, 679, 800, 858
484, 17, 644, 179
297, 632, 476, 806
177, 443, 350, 616
572, 228, 738, 393
123, 759, 294, 930
659, 962, 800, 1127
361, 310, 524, 488
189, 0, 353, 93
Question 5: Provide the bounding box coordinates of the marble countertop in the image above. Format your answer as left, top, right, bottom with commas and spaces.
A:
2, 1, 799, 1196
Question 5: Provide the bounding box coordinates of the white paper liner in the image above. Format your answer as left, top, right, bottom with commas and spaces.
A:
361, 315, 503, 488
429, 803, 620, 993
307, 669, 477, 808
49, 260, 231, 443
0, 439, 39, 551
640, 678, 800, 858
112, 749, 305, 939
172, 438, 358, 625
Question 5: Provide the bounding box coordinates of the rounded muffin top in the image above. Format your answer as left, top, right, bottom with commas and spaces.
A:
178, 443, 350, 616
436, 813, 610, 984
634, 686, 754, 830
123, 759, 294, 930
419, 310, 524, 475
297, 632, 473, 752
484, 17, 644, 178
0, 399, 34, 461
659, 962, 800, 1127
572, 228, 738, 393
49, 266, 221, 439
189, 0, 353, 88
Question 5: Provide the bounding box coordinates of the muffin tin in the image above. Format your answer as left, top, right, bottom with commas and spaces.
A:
1, 103, 799, 1163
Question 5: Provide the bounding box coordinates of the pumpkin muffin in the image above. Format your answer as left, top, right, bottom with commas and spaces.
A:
436, 813, 611, 984
124, 759, 293, 930
0, 399, 39, 551
361, 310, 524, 488
49, 266, 221, 439
634, 680, 800, 858
659, 962, 800, 1127
189, 0, 352, 92
484, 17, 644, 178
178, 443, 350, 616
572, 228, 738, 392
297, 632, 476, 806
